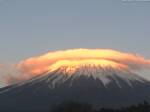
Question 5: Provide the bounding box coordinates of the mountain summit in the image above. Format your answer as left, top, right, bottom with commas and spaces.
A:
36, 62, 147, 89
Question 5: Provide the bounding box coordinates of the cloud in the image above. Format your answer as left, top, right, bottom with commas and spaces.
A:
2, 48, 150, 86
17, 49, 150, 75
0, 64, 23, 86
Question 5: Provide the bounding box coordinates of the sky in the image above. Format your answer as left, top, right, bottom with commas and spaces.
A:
0, 0, 150, 63
0, 0, 150, 86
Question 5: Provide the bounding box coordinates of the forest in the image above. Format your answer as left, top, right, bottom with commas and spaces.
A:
50, 101, 150, 112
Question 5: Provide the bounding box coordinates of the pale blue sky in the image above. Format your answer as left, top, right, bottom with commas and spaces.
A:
0, 0, 150, 63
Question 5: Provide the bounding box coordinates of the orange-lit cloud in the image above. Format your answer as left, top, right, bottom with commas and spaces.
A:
1, 48, 150, 86
17, 49, 150, 76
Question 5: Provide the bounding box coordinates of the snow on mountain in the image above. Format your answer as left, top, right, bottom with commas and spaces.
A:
26, 64, 147, 89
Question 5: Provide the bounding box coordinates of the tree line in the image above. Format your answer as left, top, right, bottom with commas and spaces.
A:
50, 101, 150, 112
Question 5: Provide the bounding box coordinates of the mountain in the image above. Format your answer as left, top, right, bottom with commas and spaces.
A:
0, 64, 150, 112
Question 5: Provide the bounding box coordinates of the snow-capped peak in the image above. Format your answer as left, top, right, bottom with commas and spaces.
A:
42, 63, 147, 89
3, 61, 147, 92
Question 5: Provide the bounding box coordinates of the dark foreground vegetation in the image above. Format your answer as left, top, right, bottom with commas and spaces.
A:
50, 101, 150, 112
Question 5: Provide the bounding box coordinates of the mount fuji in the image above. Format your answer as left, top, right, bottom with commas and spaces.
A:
0, 64, 150, 112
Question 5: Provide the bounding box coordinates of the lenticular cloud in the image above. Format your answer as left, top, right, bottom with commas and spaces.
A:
1, 48, 150, 86
17, 49, 150, 76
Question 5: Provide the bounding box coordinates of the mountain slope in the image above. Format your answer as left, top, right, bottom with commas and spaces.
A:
0, 65, 150, 111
